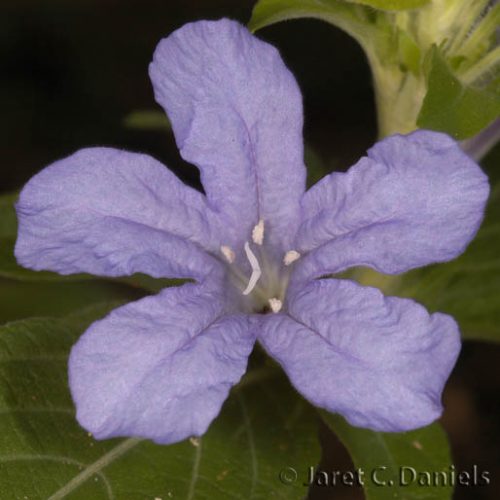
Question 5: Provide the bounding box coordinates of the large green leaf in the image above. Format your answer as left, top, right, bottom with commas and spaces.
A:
250, 0, 428, 36
0, 306, 320, 499
417, 46, 500, 140
249, 0, 379, 47
322, 412, 453, 500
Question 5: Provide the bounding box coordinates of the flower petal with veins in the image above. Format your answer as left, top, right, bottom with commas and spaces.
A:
15, 19, 489, 444
70, 282, 255, 444
294, 131, 489, 283
259, 279, 460, 432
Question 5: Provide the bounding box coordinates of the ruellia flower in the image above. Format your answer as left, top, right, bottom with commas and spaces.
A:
15, 19, 489, 444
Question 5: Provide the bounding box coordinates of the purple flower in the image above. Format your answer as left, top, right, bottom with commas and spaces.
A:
15, 19, 489, 444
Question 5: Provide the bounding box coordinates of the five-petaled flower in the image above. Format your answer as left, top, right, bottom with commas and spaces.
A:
15, 19, 489, 444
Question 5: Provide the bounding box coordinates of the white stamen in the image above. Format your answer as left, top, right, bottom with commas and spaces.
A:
189, 437, 200, 447
268, 298, 282, 313
242, 241, 262, 295
220, 245, 235, 264
252, 219, 265, 245
283, 250, 301, 266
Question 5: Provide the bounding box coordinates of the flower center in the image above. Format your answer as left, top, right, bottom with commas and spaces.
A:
220, 220, 301, 314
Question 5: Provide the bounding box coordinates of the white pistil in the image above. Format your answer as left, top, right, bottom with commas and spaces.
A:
268, 298, 282, 313
242, 241, 262, 295
283, 250, 301, 266
252, 219, 265, 245
220, 245, 235, 264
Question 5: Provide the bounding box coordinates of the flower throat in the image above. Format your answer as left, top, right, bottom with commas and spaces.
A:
219, 219, 301, 314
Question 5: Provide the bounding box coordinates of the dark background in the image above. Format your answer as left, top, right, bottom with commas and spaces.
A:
0, 0, 375, 193
1, 1, 498, 499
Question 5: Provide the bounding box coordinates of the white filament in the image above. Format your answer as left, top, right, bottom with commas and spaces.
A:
242, 241, 262, 295
252, 219, 265, 245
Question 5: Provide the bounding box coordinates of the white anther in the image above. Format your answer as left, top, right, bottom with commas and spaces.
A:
189, 437, 200, 447
268, 298, 282, 313
220, 245, 235, 264
252, 219, 265, 245
242, 241, 262, 295
283, 250, 301, 266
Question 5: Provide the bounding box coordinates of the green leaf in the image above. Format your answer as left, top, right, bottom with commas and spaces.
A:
122, 110, 171, 131
117, 274, 187, 294
249, 0, 379, 48
321, 412, 453, 500
0, 277, 143, 323
305, 145, 330, 188
0, 308, 320, 499
344, 0, 430, 10
417, 46, 500, 139
397, 29, 421, 75
250, 0, 428, 37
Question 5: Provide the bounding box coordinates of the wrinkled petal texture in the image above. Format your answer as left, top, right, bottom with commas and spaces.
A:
150, 19, 306, 251
259, 279, 460, 432
15, 148, 223, 280
295, 131, 489, 282
69, 281, 255, 444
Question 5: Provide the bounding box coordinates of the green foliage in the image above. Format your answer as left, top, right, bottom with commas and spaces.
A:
0, 278, 143, 324
249, 0, 379, 48
0, 306, 320, 499
344, 0, 430, 10
249, 0, 429, 37
322, 412, 453, 500
250, 0, 500, 140
305, 145, 330, 188
418, 46, 500, 140
122, 110, 171, 131
397, 29, 421, 75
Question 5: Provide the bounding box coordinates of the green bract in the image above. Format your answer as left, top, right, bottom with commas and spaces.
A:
250, 0, 500, 139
